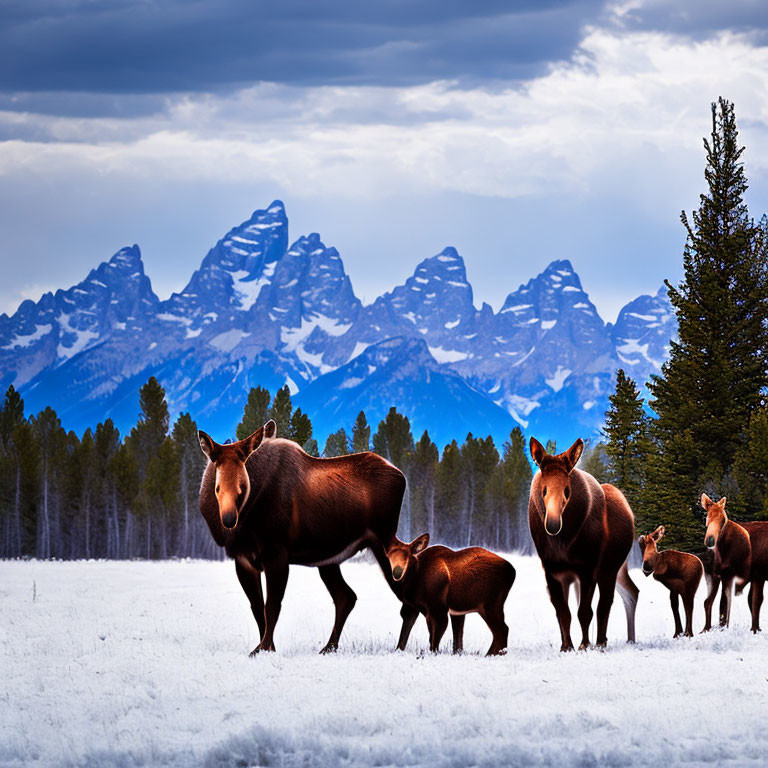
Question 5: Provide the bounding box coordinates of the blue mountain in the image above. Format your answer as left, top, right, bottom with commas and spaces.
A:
0, 201, 677, 448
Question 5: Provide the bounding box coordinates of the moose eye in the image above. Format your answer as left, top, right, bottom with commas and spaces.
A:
542, 487, 547, 497
564, 487, 570, 499
215, 485, 220, 494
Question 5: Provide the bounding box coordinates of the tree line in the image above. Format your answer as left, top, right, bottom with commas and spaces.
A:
0, 377, 546, 559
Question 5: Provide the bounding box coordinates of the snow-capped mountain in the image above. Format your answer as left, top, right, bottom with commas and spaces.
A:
0, 200, 676, 447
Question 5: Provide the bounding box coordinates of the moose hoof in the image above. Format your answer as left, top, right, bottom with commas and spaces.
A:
319, 643, 338, 655
249, 643, 275, 656
578, 641, 591, 651
486, 647, 507, 657
560, 642, 574, 653
595, 640, 607, 649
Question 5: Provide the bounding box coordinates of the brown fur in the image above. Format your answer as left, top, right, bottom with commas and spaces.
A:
386, 534, 516, 655
638, 525, 703, 637
528, 437, 639, 651
701, 494, 768, 632
198, 420, 405, 654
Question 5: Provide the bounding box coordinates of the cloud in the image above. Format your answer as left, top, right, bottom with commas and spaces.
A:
2, 27, 768, 201
0, 0, 605, 94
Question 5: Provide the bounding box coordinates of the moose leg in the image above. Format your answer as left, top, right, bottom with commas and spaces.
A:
683, 591, 695, 637
720, 577, 734, 627
670, 592, 683, 638
702, 573, 720, 631
451, 614, 466, 654
396, 604, 420, 651
545, 573, 573, 652
616, 561, 639, 643
595, 574, 618, 647
749, 580, 764, 633
235, 555, 266, 643
480, 605, 509, 656
251, 558, 289, 654
577, 576, 597, 650
317, 564, 358, 654
427, 610, 449, 653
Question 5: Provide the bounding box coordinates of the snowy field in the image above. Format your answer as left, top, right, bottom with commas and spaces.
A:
1, 556, 767, 768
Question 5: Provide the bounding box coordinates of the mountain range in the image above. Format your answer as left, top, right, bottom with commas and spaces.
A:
0, 201, 676, 449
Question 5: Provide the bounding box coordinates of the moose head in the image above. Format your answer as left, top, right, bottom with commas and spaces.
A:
198, 420, 277, 530
385, 533, 430, 582
702, 493, 727, 549
530, 437, 584, 536
638, 525, 666, 576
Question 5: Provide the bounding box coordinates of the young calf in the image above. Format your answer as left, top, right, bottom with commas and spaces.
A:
638, 526, 703, 638
387, 534, 516, 655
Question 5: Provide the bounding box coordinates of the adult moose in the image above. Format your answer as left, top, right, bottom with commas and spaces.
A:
198, 420, 405, 654
701, 494, 768, 633
528, 437, 639, 651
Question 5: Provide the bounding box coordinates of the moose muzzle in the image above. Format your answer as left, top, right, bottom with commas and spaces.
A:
544, 509, 563, 536
221, 511, 237, 529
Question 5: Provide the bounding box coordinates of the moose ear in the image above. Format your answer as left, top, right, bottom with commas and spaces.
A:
652, 525, 666, 542
410, 533, 430, 553
637, 535, 646, 551
238, 425, 266, 459
198, 431, 219, 461
564, 438, 584, 472
263, 419, 277, 439
701, 493, 712, 509
718, 496, 727, 508
530, 437, 546, 467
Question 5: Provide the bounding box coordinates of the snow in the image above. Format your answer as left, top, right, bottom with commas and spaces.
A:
500, 304, 532, 314
2, 323, 52, 349
545, 366, 572, 392
562, 286, 580, 292
541, 319, 557, 330
210, 329, 250, 352
1, 557, 765, 767
629, 312, 657, 322
428, 346, 469, 363
444, 318, 461, 329
55, 314, 99, 360
347, 342, 369, 362
231, 264, 276, 311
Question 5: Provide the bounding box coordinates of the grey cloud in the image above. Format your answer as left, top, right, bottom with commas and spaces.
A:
0, 0, 605, 100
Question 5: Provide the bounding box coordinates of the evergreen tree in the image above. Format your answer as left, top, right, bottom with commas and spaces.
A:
236, 386, 271, 439
290, 408, 313, 447
172, 413, 207, 557
603, 370, 650, 518
0, 386, 27, 556
269, 385, 293, 439
732, 404, 768, 519
372, 407, 414, 468
496, 427, 533, 552
323, 428, 350, 457
435, 440, 462, 543
580, 441, 611, 484
351, 411, 370, 453
648, 99, 768, 549
409, 431, 439, 536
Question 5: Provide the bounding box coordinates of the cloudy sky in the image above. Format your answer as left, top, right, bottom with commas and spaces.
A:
2, 0, 768, 322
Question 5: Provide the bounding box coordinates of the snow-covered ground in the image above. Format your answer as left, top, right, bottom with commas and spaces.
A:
1, 555, 766, 767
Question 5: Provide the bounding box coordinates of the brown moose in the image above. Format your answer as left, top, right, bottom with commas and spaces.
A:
198, 420, 405, 654
638, 525, 703, 638
385, 534, 516, 655
701, 494, 768, 633
528, 437, 639, 651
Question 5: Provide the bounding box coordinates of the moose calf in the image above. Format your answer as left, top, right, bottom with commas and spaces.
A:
638, 526, 703, 638
386, 534, 516, 655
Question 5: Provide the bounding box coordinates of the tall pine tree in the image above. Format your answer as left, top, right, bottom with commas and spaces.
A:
648, 98, 768, 548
